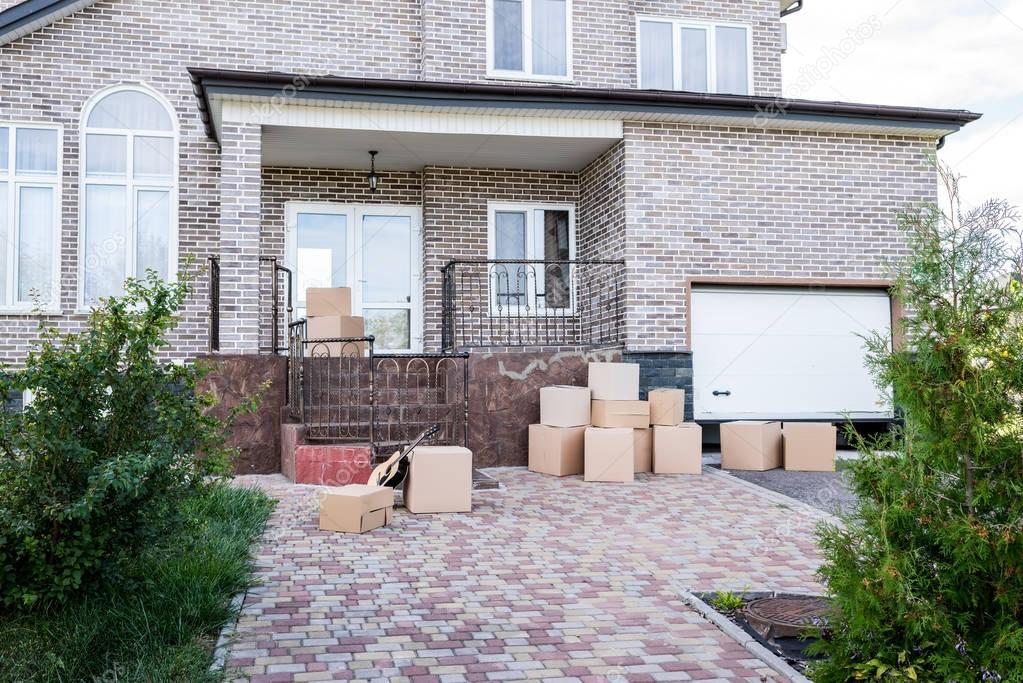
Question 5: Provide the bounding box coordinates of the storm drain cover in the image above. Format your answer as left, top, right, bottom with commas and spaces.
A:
743, 596, 831, 640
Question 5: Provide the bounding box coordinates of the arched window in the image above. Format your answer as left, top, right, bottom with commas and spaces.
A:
81, 85, 177, 304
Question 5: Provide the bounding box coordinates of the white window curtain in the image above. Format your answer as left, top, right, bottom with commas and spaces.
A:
680, 27, 709, 92
639, 21, 673, 90
0, 124, 60, 308
532, 0, 567, 76
715, 25, 749, 95
494, 0, 524, 71
638, 18, 750, 95
81, 87, 176, 305
492, 0, 570, 78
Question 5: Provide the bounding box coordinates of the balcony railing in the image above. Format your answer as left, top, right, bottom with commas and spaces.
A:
206, 255, 293, 354
287, 320, 468, 454
441, 259, 626, 351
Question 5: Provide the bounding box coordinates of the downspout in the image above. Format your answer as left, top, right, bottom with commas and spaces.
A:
781, 0, 805, 17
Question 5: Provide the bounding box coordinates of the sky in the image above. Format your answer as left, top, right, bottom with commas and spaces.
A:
781, 0, 1023, 214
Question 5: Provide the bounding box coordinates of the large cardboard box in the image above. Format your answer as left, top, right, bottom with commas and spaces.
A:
584, 427, 635, 482
653, 424, 703, 474
591, 400, 649, 428
720, 421, 783, 471
783, 422, 838, 472
539, 386, 591, 427
588, 362, 640, 401
306, 287, 353, 317
319, 484, 394, 534
404, 445, 473, 513
305, 315, 366, 357
649, 388, 685, 426
633, 427, 652, 473
529, 424, 585, 476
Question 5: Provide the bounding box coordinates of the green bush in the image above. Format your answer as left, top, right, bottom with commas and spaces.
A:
0, 273, 238, 608
810, 169, 1023, 681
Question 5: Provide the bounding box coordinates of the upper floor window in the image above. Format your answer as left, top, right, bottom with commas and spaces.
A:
80, 86, 177, 306
637, 16, 752, 95
488, 0, 572, 81
0, 123, 61, 310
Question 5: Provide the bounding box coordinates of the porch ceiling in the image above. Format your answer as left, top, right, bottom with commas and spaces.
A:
261, 125, 620, 172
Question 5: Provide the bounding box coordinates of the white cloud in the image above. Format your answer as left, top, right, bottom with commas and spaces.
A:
782, 0, 1023, 211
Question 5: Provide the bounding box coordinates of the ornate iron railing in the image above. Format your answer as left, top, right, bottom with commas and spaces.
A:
441, 259, 626, 351
207, 256, 220, 353
287, 321, 468, 455
259, 256, 294, 354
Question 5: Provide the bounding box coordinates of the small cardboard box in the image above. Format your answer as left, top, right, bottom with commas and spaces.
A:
720, 421, 783, 471
649, 388, 685, 426
305, 315, 366, 357
584, 427, 635, 482
319, 484, 394, 534
591, 400, 649, 429
306, 287, 353, 317
633, 427, 652, 473
653, 424, 703, 475
529, 424, 585, 476
404, 445, 473, 513
783, 422, 838, 472
539, 386, 591, 427
588, 362, 640, 401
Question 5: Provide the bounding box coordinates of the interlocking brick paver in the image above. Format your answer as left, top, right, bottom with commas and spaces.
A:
227, 468, 826, 681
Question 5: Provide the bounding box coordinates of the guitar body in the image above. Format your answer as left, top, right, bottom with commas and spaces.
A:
368, 425, 439, 489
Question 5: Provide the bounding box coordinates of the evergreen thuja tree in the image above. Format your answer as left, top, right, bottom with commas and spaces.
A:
811, 167, 1023, 682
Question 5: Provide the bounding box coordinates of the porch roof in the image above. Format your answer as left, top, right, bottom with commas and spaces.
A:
188, 68, 982, 152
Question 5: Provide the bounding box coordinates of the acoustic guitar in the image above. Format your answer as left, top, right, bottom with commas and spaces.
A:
368, 425, 440, 489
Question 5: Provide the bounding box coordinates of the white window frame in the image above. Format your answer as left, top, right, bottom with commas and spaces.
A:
0, 121, 63, 314
284, 202, 424, 354
78, 84, 179, 311
635, 15, 754, 95
486, 0, 574, 83
487, 201, 576, 316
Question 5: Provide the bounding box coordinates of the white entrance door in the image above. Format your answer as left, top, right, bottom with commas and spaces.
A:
286, 203, 422, 353
691, 286, 893, 420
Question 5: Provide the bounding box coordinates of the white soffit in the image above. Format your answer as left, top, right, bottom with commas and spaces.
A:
261, 125, 621, 172
210, 93, 959, 141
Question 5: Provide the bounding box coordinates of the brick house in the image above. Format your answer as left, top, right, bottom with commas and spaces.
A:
0, 0, 979, 470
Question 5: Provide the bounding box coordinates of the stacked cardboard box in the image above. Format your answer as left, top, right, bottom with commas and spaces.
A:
649, 388, 702, 475
305, 287, 366, 357
528, 386, 590, 476
585, 362, 643, 482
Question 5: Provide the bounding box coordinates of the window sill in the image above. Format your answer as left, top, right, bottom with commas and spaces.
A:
485, 70, 575, 85
0, 307, 62, 317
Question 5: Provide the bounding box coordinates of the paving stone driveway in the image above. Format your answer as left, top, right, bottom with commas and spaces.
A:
226, 468, 827, 682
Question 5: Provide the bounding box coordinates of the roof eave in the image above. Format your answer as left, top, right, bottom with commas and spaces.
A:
0, 0, 96, 46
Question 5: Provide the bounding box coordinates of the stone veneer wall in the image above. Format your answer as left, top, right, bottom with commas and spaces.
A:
622, 123, 937, 352
622, 351, 694, 422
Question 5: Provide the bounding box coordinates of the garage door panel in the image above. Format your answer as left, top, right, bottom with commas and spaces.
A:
692, 287, 892, 420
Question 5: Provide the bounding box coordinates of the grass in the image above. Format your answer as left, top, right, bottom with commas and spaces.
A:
0, 483, 275, 683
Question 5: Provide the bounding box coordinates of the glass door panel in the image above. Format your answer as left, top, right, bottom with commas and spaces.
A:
294, 210, 348, 317
360, 213, 415, 351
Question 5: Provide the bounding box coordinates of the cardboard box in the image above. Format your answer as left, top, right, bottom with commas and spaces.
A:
404, 445, 473, 513
591, 400, 649, 428
649, 388, 685, 426
305, 315, 366, 357
653, 424, 703, 474
529, 424, 585, 476
633, 427, 652, 473
588, 362, 640, 401
720, 421, 783, 471
584, 427, 635, 482
539, 386, 591, 427
306, 287, 353, 317
783, 422, 838, 472
319, 484, 394, 534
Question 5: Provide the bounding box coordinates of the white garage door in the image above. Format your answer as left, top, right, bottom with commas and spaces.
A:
691, 287, 893, 420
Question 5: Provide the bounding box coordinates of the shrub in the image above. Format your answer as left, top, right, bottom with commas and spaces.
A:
810, 168, 1023, 681
0, 273, 238, 608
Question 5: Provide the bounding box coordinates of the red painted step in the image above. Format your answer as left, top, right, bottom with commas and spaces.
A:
292, 444, 374, 486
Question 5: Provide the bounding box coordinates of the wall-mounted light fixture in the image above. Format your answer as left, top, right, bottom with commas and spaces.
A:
367, 150, 379, 193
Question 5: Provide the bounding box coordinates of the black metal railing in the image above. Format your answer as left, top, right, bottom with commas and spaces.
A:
440, 259, 626, 351
260, 256, 293, 354
287, 321, 468, 456
207, 256, 220, 353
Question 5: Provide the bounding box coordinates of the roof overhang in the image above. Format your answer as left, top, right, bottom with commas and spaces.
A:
189, 69, 982, 152
0, 0, 95, 45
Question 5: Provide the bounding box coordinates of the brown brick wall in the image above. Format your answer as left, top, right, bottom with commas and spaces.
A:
622, 122, 936, 351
